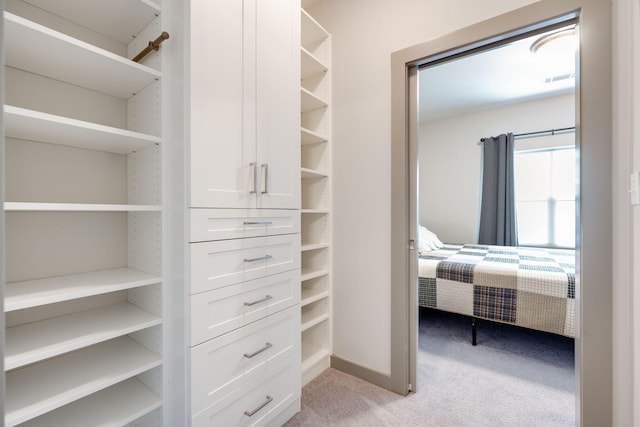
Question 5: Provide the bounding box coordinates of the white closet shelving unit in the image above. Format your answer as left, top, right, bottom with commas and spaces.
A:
300, 0, 332, 386
3, 0, 166, 425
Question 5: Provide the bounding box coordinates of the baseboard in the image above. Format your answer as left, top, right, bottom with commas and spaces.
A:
330, 355, 393, 391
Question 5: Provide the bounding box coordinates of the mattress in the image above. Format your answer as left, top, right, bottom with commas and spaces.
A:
418, 244, 576, 337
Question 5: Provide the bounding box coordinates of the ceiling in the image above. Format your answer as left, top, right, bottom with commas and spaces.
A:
419, 26, 577, 122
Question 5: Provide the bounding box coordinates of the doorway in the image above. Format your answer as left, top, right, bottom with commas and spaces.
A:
415, 24, 578, 421
390, 0, 612, 425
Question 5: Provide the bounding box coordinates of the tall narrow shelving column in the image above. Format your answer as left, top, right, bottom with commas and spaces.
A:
300, 1, 332, 386
2, 1, 167, 425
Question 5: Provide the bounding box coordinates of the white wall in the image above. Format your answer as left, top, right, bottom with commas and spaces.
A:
419, 94, 575, 244
310, 0, 539, 375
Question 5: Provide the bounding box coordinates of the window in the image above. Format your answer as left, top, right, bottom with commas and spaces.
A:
514, 146, 576, 248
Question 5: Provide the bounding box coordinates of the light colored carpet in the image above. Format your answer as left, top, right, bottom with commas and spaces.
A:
285, 308, 575, 426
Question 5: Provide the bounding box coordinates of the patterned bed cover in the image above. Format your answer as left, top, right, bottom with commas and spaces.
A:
419, 244, 576, 337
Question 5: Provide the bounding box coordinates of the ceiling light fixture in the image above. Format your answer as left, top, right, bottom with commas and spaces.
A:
530, 28, 577, 54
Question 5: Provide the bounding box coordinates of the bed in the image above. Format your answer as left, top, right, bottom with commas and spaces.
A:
418, 243, 576, 339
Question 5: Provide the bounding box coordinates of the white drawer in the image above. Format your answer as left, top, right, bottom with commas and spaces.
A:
191, 270, 300, 346
190, 209, 300, 243
190, 306, 300, 415
192, 352, 300, 427
190, 234, 300, 295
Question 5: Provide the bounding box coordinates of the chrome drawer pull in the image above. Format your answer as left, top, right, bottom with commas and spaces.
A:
261, 163, 269, 194
243, 221, 273, 225
244, 342, 273, 359
244, 255, 273, 263
250, 162, 258, 194
244, 395, 273, 417
244, 295, 273, 306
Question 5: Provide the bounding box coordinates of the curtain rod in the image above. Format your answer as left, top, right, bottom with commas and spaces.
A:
480, 126, 575, 143
514, 126, 575, 139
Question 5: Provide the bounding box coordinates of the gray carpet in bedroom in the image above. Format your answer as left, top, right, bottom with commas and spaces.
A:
285, 308, 575, 427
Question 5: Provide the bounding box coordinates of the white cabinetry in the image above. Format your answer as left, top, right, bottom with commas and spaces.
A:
189, 0, 300, 210
3, 0, 167, 425
300, 1, 332, 387
186, 0, 301, 424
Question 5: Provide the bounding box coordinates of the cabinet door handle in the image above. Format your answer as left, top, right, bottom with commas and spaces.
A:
243, 342, 273, 359
244, 395, 273, 417
261, 163, 269, 194
243, 221, 273, 225
244, 255, 273, 263
244, 295, 273, 306
250, 162, 258, 194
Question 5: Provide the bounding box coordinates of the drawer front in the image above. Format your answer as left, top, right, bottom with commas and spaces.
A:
190, 306, 300, 415
190, 234, 300, 295
192, 352, 300, 427
190, 209, 300, 243
191, 270, 300, 346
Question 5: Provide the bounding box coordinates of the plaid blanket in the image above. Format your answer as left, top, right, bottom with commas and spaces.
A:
419, 244, 576, 337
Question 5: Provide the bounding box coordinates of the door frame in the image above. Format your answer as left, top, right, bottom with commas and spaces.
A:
390, 0, 612, 424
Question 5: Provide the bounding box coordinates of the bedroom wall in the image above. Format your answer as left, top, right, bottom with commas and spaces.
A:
309, 0, 540, 375
419, 94, 575, 244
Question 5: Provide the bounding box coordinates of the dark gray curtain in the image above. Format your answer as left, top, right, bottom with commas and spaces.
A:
478, 133, 518, 246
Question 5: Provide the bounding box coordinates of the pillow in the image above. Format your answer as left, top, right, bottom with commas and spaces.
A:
418, 225, 443, 253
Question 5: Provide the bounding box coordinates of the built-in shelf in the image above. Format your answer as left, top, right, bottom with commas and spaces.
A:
301, 47, 327, 79
301, 3, 331, 387
301, 127, 328, 145
4, 268, 161, 312
301, 9, 329, 48
301, 167, 328, 179
301, 87, 328, 112
19, 377, 161, 427
301, 341, 331, 372
4, 202, 161, 212
301, 312, 329, 332
5, 105, 160, 154
301, 243, 329, 252
18, 0, 161, 45
4, 12, 161, 100
301, 290, 329, 307
301, 267, 329, 282
5, 336, 162, 426
5, 302, 161, 370
301, 208, 329, 215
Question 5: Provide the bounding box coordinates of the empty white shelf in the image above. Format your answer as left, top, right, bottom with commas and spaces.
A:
301, 47, 327, 79
301, 208, 330, 215
301, 9, 329, 48
5, 268, 161, 312
301, 87, 328, 112
301, 268, 329, 282
5, 105, 160, 154
4, 202, 161, 212
301, 312, 329, 332
301, 167, 328, 179
5, 302, 161, 370
301, 127, 328, 145
19, 0, 161, 45
301, 243, 329, 252
19, 377, 161, 427
5, 336, 162, 426
302, 342, 331, 373
4, 12, 161, 99
301, 289, 329, 307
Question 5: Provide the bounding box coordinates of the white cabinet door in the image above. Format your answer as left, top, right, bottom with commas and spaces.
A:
256, 0, 300, 210
188, 0, 299, 210
189, 0, 255, 209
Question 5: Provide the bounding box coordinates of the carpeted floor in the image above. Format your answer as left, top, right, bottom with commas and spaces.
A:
285, 308, 575, 426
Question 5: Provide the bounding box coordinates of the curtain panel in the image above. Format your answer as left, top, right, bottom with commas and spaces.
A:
478, 133, 518, 246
